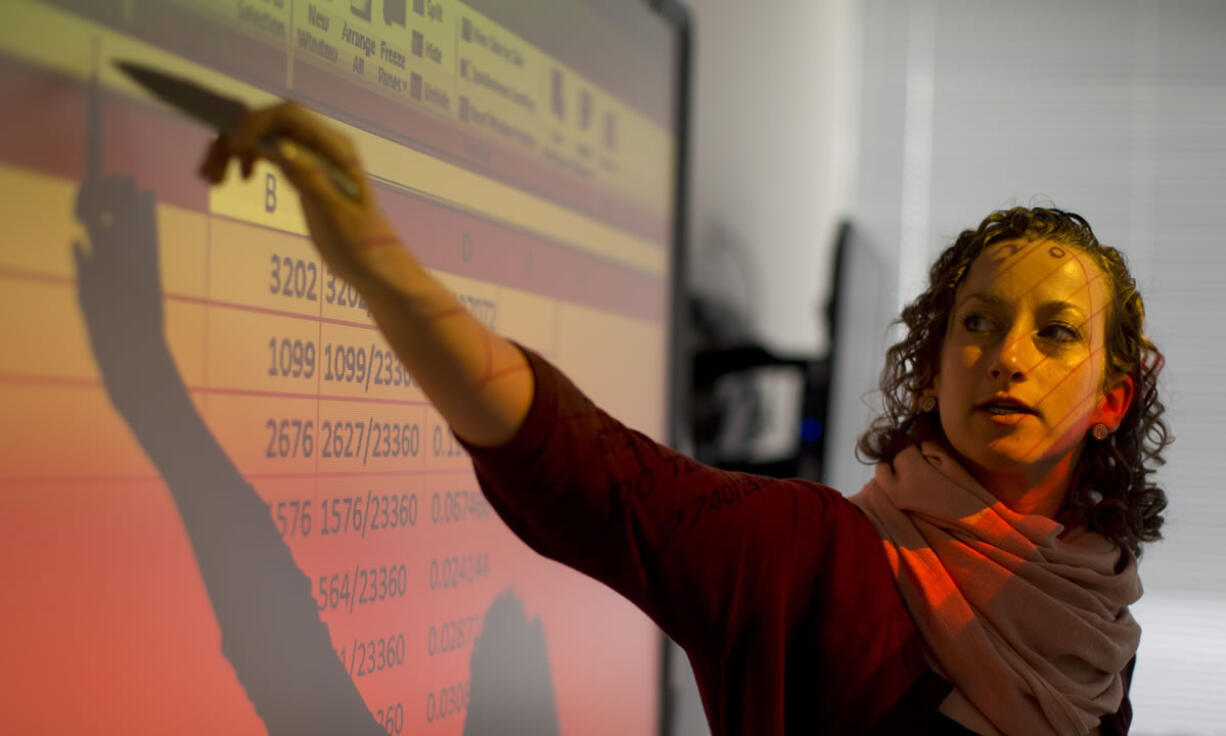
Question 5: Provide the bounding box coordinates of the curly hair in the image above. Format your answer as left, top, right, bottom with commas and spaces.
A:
857, 206, 1171, 557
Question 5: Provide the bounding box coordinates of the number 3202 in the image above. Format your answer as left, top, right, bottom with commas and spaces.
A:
269, 254, 319, 301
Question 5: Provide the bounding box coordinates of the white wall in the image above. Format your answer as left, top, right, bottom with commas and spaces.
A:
685, 0, 861, 356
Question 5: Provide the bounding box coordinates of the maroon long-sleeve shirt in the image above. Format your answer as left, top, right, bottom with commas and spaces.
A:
462, 348, 1133, 734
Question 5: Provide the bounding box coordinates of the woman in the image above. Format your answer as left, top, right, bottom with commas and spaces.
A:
201, 104, 1170, 734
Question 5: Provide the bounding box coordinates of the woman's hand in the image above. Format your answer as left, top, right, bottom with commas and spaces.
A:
199, 101, 399, 288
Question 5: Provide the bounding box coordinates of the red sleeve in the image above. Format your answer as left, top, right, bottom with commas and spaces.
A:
458, 347, 894, 661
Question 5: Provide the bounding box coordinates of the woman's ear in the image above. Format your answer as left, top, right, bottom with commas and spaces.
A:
1094, 374, 1135, 430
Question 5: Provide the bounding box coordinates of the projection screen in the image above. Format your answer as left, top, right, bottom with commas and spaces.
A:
0, 1, 684, 733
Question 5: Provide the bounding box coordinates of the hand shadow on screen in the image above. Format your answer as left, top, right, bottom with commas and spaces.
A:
72, 78, 559, 736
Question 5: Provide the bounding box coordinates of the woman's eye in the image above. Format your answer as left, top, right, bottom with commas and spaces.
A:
1040, 323, 1081, 343
962, 314, 995, 332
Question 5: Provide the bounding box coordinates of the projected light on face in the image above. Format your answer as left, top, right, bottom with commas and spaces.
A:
932, 240, 1134, 503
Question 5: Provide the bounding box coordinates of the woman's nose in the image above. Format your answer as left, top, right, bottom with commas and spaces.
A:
989, 329, 1034, 380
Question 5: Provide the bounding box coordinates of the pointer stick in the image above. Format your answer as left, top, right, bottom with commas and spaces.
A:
113, 60, 362, 201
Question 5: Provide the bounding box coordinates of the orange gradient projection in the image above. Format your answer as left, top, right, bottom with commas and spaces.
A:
0, 1, 672, 733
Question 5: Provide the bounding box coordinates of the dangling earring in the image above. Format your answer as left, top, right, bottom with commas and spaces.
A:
1091, 423, 1110, 441
920, 395, 937, 413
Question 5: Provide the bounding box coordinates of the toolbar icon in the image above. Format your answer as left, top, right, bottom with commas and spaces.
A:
579, 90, 592, 131
384, 0, 406, 26
604, 112, 616, 150
551, 69, 564, 121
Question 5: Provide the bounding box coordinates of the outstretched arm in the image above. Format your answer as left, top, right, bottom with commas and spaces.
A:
202, 103, 533, 448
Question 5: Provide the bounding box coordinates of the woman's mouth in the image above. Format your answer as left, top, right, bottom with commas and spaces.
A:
974, 397, 1039, 424
981, 404, 1028, 415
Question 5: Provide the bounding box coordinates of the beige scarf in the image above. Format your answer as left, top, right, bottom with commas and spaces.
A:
849, 443, 1142, 735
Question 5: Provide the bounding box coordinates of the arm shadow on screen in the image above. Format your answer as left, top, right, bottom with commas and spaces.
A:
71, 74, 560, 736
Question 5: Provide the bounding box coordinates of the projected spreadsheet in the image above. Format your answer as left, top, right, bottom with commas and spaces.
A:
0, 1, 675, 733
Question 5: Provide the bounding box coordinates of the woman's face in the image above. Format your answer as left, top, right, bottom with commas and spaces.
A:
933, 239, 1133, 494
